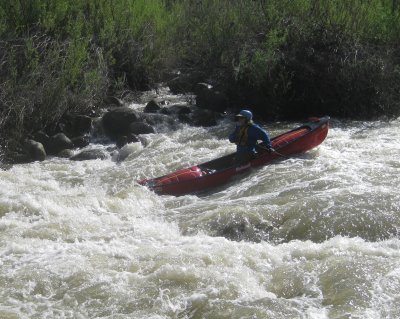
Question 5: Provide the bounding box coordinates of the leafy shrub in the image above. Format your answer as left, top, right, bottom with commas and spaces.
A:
1, 0, 400, 154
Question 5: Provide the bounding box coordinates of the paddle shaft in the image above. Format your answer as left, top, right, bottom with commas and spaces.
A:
256, 145, 288, 158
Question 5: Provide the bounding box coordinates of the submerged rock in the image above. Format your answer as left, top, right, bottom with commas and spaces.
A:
57, 149, 74, 158
115, 142, 142, 162
116, 134, 140, 148
70, 149, 108, 161
129, 122, 155, 135
144, 100, 162, 113
140, 112, 177, 128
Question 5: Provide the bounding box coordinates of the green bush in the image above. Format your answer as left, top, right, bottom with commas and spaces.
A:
1, 0, 400, 152
0, 0, 169, 145
167, 0, 400, 119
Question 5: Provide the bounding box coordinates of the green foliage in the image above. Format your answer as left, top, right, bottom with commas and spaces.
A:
166, 0, 400, 119
1, 0, 400, 149
0, 0, 169, 143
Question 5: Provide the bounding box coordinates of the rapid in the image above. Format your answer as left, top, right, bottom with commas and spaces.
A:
1, 89, 399, 319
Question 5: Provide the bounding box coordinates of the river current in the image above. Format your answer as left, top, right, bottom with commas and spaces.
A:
1, 89, 399, 319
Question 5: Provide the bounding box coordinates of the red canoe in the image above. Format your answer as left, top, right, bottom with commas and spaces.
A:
138, 116, 330, 196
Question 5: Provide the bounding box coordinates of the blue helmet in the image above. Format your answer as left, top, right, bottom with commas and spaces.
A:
236, 109, 253, 121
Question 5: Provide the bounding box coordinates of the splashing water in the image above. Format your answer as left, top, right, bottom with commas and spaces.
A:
1, 90, 399, 318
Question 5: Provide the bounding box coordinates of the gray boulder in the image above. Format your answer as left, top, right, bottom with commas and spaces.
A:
71, 135, 90, 148
24, 139, 46, 161
46, 133, 74, 155
191, 108, 222, 127
129, 122, 155, 135
57, 149, 74, 158
70, 149, 108, 161
144, 100, 161, 113
32, 131, 50, 148
60, 114, 92, 137
166, 104, 192, 115
116, 134, 140, 148
102, 107, 139, 138
139, 113, 177, 128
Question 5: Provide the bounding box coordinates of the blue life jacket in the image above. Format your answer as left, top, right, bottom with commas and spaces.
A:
229, 123, 272, 154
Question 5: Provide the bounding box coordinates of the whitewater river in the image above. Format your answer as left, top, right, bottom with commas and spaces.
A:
1, 90, 399, 319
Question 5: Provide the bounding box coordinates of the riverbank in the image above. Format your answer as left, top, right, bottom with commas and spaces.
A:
1, 1, 400, 160
0, 87, 229, 165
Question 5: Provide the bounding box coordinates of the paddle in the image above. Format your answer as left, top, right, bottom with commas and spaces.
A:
256, 144, 288, 158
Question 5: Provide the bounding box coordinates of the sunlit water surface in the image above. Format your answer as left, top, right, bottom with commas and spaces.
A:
1, 91, 399, 319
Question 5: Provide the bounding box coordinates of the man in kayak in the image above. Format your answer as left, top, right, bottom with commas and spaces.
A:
229, 109, 273, 165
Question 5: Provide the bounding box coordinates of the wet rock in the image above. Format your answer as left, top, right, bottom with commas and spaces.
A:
140, 112, 176, 127
70, 149, 108, 161
160, 108, 172, 115
32, 131, 49, 148
106, 145, 117, 152
57, 149, 74, 158
91, 117, 105, 138
24, 139, 46, 162
221, 221, 248, 241
46, 133, 74, 155
138, 135, 150, 147
115, 143, 141, 162
129, 122, 155, 135
166, 104, 192, 115
191, 108, 221, 127
102, 107, 139, 138
178, 113, 192, 124
59, 114, 92, 138
71, 135, 90, 148
167, 76, 194, 94
144, 100, 161, 113
175, 105, 193, 124
177, 106, 192, 115
116, 134, 140, 148
219, 219, 276, 242
116, 136, 128, 148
